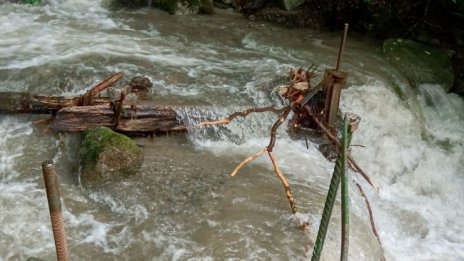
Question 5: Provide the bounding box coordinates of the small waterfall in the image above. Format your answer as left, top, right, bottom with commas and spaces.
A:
417, 84, 464, 145
174, 104, 287, 147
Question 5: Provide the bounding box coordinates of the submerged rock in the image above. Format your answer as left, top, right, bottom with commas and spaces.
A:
383, 38, 454, 92
79, 127, 143, 188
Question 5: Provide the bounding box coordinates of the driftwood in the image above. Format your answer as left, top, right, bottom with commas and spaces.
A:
0, 72, 186, 134
0, 72, 122, 114
0, 92, 111, 114
53, 105, 186, 133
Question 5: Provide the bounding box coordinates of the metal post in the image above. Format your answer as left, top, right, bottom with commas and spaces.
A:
41, 160, 69, 261
324, 23, 349, 126
336, 23, 349, 72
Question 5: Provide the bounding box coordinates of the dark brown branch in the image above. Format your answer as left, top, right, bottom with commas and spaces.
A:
267, 106, 293, 152
267, 95, 304, 152
79, 72, 123, 106
355, 182, 382, 246
112, 91, 125, 128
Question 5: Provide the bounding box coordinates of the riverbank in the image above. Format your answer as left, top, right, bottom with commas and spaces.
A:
115, 0, 464, 96
215, 0, 464, 96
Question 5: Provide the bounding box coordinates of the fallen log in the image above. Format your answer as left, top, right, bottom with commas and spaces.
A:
0, 72, 122, 114
53, 105, 187, 133
0, 92, 111, 114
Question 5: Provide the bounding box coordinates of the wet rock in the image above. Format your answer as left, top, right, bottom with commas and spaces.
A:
115, 0, 148, 7
280, 0, 305, 11
116, 0, 214, 14
451, 50, 464, 96
129, 75, 153, 93
199, 0, 214, 14
79, 127, 143, 188
383, 38, 454, 92
451, 77, 464, 95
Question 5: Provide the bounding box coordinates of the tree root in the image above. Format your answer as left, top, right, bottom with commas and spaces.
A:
355, 182, 382, 246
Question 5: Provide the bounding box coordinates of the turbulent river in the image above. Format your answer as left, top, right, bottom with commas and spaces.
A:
1, 1, 464, 260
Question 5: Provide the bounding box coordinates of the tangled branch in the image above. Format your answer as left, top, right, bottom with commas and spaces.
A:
197, 106, 282, 126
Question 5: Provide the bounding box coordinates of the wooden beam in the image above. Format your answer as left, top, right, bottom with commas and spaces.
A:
52, 105, 187, 133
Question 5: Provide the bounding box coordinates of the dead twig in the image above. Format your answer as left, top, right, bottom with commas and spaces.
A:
198, 106, 282, 126
231, 148, 266, 177
222, 97, 304, 214
355, 182, 381, 246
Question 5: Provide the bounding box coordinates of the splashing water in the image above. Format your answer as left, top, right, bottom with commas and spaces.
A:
0, 0, 463, 260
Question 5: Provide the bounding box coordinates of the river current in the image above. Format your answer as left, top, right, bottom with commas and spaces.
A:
1, 1, 463, 260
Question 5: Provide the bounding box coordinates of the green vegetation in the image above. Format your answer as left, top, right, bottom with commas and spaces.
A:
383, 38, 454, 91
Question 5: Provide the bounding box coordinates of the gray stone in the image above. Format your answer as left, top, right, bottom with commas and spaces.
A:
79, 127, 143, 188
383, 38, 454, 92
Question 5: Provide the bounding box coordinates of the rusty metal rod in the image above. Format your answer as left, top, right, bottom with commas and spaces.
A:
336, 23, 349, 72
41, 160, 69, 261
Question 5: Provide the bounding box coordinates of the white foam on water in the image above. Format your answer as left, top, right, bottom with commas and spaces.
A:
0, 118, 55, 260
341, 81, 464, 260
1, 1, 463, 259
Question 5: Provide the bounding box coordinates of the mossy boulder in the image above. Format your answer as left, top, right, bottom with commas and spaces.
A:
79, 127, 143, 188
383, 38, 454, 92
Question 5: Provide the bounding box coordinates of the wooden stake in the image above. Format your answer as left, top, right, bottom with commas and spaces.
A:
268, 151, 298, 214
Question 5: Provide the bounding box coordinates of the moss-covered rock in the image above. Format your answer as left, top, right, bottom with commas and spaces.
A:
383, 38, 454, 92
79, 127, 143, 188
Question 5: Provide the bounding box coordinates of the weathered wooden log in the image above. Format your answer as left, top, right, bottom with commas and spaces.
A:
53, 105, 187, 133
78, 72, 123, 106
0, 92, 111, 114
0, 72, 123, 114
